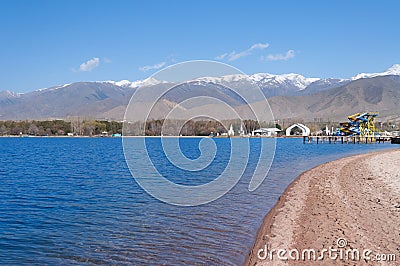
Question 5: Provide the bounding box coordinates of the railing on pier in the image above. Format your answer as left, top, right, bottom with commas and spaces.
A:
303, 136, 392, 144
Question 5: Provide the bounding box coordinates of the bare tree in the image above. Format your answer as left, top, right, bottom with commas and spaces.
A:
28, 124, 39, 135
0, 125, 7, 135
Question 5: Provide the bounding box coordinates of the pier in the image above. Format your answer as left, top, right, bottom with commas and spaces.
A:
303, 136, 392, 144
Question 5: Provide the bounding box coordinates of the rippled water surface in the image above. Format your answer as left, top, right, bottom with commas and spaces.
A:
0, 137, 395, 265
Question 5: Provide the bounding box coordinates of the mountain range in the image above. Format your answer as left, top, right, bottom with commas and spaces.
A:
1, 65, 400, 122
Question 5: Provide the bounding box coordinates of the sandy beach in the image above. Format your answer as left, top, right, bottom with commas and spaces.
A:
246, 149, 400, 265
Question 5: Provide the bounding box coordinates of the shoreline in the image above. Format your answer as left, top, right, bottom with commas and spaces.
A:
246, 149, 400, 265
0, 135, 282, 138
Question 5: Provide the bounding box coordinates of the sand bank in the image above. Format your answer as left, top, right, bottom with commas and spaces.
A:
246, 149, 400, 265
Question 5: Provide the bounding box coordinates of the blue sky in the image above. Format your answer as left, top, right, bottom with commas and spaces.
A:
1, 0, 399, 92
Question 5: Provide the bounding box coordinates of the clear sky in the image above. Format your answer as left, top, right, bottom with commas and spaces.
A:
1, 0, 399, 92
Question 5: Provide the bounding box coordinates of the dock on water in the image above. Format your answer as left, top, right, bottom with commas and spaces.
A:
303, 136, 392, 144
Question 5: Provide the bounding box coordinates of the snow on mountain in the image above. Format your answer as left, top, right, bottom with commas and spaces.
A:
6, 64, 397, 98
106, 80, 133, 87
386, 64, 400, 75
352, 64, 400, 80
104, 77, 168, 88
250, 73, 320, 90
0, 90, 22, 98
103, 63, 400, 92
36, 83, 71, 92
196, 73, 320, 91
196, 74, 248, 83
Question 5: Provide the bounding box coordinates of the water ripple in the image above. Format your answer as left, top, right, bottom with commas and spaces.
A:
0, 137, 395, 265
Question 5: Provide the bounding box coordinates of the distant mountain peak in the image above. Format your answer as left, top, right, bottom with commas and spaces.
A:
249, 73, 320, 90
104, 77, 167, 88
352, 64, 400, 80
1, 72, 399, 121
191, 73, 322, 93
36, 83, 71, 92
386, 64, 400, 74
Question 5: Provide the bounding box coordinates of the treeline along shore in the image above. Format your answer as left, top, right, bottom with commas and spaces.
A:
2, 117, 398, 137
0, 118, 271, 137
0, 119, 123, 136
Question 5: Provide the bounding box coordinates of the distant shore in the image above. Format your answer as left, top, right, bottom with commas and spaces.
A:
0, 135, 301, 138
0, 135, 109, 138
246, 149, 400, 265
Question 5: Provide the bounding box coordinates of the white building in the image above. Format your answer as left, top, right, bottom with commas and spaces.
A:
252, 128, 281, 136
238, 124, 246, 136
285, 123, 310, 136
228, 124, 235, 136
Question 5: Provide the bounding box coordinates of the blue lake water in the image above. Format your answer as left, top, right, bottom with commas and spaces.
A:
0, 137, 396, 265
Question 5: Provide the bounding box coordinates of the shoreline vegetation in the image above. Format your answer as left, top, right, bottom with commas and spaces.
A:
1, 118, 398, 138
246, 149, 400, 265
0, 119, 123, 137
0, 135, 213, 138
0, 118, 279, 137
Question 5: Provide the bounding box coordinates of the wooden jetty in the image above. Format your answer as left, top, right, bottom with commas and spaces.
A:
303, 136, 392, 144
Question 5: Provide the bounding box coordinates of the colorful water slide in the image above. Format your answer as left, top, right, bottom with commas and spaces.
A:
336, 112, 378, 137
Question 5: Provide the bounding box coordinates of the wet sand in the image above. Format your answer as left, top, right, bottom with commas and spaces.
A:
246, 149, 400, 265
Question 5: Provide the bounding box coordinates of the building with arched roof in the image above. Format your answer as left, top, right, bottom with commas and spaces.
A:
285, 123, 310, 136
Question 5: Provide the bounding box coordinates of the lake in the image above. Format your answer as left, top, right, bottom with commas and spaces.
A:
0, 137, 395, 265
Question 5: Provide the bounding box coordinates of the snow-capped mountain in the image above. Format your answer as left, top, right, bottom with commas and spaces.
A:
250, 73, 320, 90
196, 73, 349, 97
196, 73, 320, 91
352, 64, 400, 80
21, 64, 400, 98
104, 77, 167, 88
1, 66, 400, 121
24, 64, 400, 102
4, 64, 399, 103
184, 73, 327, 97
299, 78, 350, 95
36, 83, 71, 93
196, 74, 248, 83
0, 90, 22, 98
